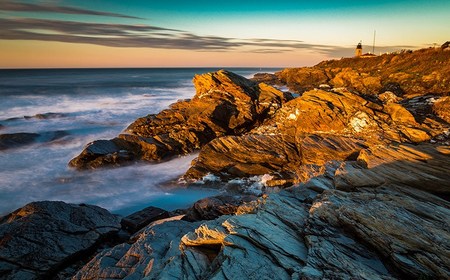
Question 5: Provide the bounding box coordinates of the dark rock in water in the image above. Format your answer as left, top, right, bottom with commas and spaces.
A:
70, 70, 292, 169
0, 124, 4, 130
0, 132, 39, 150
0, 201, 121, 280
68, 139, 137, 169
24, 112, 68, 120
183, 194, 258, 222
121, 206, 169, 234
0, 130, 69, 150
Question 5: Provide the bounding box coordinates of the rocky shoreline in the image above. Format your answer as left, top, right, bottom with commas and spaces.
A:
1, 46, 449, 279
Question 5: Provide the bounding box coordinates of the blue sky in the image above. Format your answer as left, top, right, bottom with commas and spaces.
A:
0, 0, 449, 67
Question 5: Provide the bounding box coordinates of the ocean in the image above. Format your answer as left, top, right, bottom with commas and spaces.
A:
0, 68, 280, 216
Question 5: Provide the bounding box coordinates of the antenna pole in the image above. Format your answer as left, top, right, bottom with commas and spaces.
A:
372, 30, 376, 54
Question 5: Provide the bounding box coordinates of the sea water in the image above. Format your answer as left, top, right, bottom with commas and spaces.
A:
0, 68, 280, 216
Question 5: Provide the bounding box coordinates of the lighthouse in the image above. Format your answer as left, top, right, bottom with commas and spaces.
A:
355, 42, 362, 57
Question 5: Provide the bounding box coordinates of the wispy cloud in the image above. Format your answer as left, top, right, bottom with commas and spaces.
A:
0, 0, 143, 19
0, 17, 350, 54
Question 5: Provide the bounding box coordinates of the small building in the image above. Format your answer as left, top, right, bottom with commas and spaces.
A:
355, 42, 376, 58
355, 42, 362, 57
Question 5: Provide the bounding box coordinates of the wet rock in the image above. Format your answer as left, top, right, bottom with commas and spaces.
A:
68, 139, 137, 169
0, 132, 39, 150
70, 70, 291, 169
121, 206, 169, 234
25, 112, 68, 120
182, 194, 258, 222
0, 201, 121, 279
0, 130, 69, 150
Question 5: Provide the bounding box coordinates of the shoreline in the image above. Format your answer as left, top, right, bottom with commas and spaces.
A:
1, 46, 449, 279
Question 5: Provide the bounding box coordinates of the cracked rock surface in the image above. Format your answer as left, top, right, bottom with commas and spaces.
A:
0, 201, 121, 280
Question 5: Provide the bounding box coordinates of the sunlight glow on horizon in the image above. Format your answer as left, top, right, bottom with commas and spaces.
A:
0, 0, 449, 68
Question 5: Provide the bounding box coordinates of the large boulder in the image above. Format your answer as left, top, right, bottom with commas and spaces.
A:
69, 70, 291, 169
0, 201, 121, 279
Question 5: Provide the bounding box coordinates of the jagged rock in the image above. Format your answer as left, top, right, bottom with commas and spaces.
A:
250, 72, 281, 85
335, 143, 450, 195
68, 139, 137, 169
331, 68, 382, 94
74, 180, 450, 280
276, 47, 450, 96
185, 133, 366, 185
378, 91, 402, 104
72, 216, 201, 280
121, 206, 169, 234
276, 67, 328, 93
186, 87, 446, 183
442, 41, 450, 50
307, 185, 450, 279
184, 134, 301, 181
262, 88, 436, 143
70, 70, 291, 169
0, 201, 121, 280
182, 195, 258, 222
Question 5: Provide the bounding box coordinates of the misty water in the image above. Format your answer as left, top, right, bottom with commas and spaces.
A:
0, 68, 279, 216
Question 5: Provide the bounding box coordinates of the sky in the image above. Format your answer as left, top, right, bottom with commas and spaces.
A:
0, 0, 449, 68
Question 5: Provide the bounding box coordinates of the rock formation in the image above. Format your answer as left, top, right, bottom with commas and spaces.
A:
0, 201, 121, 279
68, 45, 450, 279
0, 131, 69, 150
69, 70, 291, 169
276, 47, 450, 95
3, 45, 449, 279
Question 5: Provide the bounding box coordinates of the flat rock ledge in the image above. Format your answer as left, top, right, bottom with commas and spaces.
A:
0, 201, 121, 280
